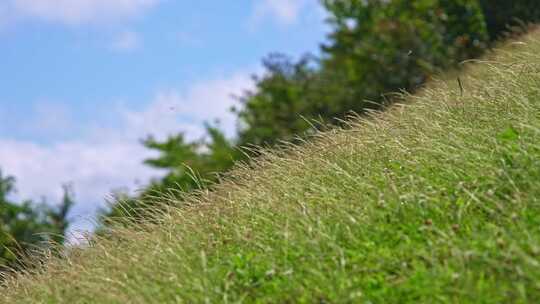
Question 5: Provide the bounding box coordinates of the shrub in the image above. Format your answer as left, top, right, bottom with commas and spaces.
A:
321, 0, 489, 113
480, 0, 540, 39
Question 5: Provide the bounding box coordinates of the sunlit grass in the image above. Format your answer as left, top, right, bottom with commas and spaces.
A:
2, 30, 540, 303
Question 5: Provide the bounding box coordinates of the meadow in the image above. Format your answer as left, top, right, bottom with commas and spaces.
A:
2, 30, 540, 303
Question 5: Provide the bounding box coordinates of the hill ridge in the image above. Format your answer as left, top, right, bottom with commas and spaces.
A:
3, 30, 540, 303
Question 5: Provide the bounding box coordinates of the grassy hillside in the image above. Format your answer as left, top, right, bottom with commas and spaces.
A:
3, 30, 540, 303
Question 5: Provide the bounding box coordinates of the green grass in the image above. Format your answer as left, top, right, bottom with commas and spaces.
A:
3, 31, 540, 303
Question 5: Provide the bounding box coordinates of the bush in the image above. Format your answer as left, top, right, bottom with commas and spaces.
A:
321, 0, 489, 113
234, 54, 322, 147
480, 0, 540, 39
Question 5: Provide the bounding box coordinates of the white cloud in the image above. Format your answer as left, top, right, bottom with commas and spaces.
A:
0, 70, 254, 239
110, 31, 140, 52
0, 138, 156, 204
133, 72, 254, 140
0, 137, 158, 243
250, 0, 311, 27
5, 0, 159, 25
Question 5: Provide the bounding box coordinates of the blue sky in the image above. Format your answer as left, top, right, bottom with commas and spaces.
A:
0, 0, 328, 240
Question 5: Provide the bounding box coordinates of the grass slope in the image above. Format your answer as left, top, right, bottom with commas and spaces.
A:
3, 31, 540, 303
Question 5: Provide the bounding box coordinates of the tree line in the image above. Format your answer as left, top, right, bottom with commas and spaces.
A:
2, 0, 540, 272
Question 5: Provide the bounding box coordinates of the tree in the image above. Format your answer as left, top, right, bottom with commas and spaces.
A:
320, 0, 488, 113
0, 170, 74, 273
234, 53, 322, 147
479, 0, 540, 40
233, 0, 490, 148
103, 125, 239, 221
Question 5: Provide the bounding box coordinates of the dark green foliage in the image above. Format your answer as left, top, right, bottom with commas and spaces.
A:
322, 0, 488, 100
236, 0, 489, 146
321, 0, 488, 107
104, 125, 239, 220
0, 171, 74, 272
480, 0, 540, 39
145, 125, 238, 189
234, 54, 322, 147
